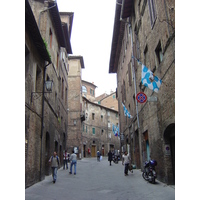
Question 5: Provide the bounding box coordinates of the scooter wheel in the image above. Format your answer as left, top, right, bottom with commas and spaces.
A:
142, 172, 148, 181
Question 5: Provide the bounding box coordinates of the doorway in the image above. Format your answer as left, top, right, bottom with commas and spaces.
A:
91, 145, 96, 157
164, 123, 175, 184
45, 132, 50, 175
83, 145, 86, 157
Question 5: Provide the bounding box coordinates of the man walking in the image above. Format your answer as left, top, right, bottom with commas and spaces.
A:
49, 152, 60, 183
122, 151, 131, 176
63, 150, 68, 170
108, 150, 113, 166
69, 150, 77, 175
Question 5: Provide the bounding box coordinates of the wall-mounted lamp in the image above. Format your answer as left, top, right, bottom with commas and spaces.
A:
45, 80, 53, 92
73, 120, 76, 126
31, 80, 53, 102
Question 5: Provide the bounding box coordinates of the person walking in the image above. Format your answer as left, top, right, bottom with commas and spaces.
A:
122, 151, 131, 176
97, 151, 100, 162
49, 151, 60, 183
69, 150, 77, 175
108, 150, 113, 166
63, 150, 68, 170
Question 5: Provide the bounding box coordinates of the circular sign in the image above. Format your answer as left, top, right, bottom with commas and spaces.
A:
136, 92, 147, 103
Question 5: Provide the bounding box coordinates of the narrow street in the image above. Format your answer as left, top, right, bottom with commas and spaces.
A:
25, 157, 175, 200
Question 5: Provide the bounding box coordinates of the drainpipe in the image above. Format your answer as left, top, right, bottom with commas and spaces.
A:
119, 15, 142, 167
129, 24, 143, 168
40, 61, 51, 181
129, 25, 140, 130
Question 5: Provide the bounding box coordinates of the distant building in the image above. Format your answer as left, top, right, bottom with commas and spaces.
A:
82, 96, 120, 157
80, 81, 119, 157
82, 80, 97, 102
67, 55, 85, 157
97, 91, 118, 111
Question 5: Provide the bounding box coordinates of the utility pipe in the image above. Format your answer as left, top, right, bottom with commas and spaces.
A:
40, 61, 51, 181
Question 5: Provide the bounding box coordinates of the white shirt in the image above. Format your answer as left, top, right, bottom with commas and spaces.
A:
123, 154, 130, 164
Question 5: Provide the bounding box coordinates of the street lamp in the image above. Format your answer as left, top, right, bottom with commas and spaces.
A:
31, 80, 53, 102
45, 80, 53, 92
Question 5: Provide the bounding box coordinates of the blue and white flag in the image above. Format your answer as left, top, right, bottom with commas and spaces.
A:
122, 103, 133, 118
112, 124, 119, 136
141, 65, 162, 93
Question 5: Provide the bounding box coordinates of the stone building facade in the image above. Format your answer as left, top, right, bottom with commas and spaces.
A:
98, 92, 118, 111
67, 55, 85, 158
25, 0, 73, 188
109, 0, 175, 185
82, 80, 97, 102
82, 96, 120, 158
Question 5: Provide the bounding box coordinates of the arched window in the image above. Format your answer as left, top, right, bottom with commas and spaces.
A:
82, 86, 87, 93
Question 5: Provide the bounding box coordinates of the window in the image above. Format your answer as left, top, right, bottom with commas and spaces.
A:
148, 0, 157, 28
49, 28, 52, 48
65, 87, 68, 105
101, 115, 103, 122
36, 65, 42, 92
57, 53, 59, 69
128, 62, 132, 86
61, 78, 64, 99
108, 121, 111, 128
92, 128, 95, 134
155, 41, 163, 66
107, 111, 110, 116
82, 86, 87, 93
144, 45, 148, 66
122, 80, 126, 102
92, 113, 95, 120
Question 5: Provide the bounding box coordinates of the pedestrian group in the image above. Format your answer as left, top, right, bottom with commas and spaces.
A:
49, 149, 132, 184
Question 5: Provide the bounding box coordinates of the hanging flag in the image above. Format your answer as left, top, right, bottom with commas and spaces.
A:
112, 124, 119, 136
112, 124, 117, 136
141, 65, 162, 93
122, 103, 133, 118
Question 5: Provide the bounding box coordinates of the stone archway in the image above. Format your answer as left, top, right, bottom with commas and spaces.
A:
164, 123, 175, 184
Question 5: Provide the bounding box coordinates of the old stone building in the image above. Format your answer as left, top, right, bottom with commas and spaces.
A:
25, 0, 73, 188
82, 80, 97, 102
109, 0, 175, 185
98, 91, 119, 111
82, 96, 120, 158
67, 55, 85, 158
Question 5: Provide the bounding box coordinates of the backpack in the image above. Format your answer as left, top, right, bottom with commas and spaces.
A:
51, 156, 59, 165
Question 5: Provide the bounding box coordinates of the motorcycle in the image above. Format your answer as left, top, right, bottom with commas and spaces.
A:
142, 160, 157, 184
113, 155, 119, 164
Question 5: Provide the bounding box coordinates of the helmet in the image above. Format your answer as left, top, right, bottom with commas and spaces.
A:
150, 160, 157, 166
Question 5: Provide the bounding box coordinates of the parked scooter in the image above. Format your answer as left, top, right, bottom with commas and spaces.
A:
113, 154, 119, 164
142, 160, 157, 184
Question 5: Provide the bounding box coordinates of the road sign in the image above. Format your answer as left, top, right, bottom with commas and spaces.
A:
147, 96, 157, 102
136, 92, 147, 103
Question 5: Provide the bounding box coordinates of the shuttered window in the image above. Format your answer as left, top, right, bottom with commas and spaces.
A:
148, 0, 157, 28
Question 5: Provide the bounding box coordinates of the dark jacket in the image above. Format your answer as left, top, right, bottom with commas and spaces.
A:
108, 151, 113, 161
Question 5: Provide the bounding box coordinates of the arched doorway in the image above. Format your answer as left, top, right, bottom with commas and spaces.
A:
164, 123, 175, 184
55, 141, 58, 153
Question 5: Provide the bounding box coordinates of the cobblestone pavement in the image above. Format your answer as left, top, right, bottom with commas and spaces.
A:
25, 157, 175, 200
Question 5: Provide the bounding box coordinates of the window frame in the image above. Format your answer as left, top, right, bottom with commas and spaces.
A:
148, 0, 157, 29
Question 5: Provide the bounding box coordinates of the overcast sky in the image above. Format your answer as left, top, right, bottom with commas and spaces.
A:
57, 0, 117, 97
